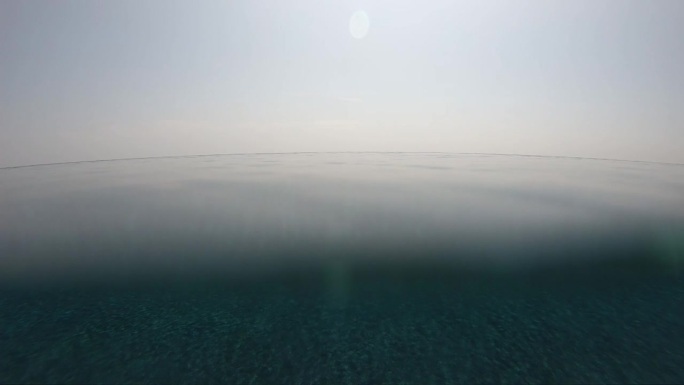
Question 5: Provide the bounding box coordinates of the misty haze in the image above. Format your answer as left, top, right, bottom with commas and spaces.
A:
1, 1, 684, 384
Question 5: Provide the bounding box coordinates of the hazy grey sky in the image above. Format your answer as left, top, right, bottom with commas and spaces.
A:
1, 0, 683, 166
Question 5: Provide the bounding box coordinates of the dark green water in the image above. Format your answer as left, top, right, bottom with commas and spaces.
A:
1, 153, 683, 383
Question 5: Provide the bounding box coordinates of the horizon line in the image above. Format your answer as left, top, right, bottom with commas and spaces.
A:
1, 151, 682, 171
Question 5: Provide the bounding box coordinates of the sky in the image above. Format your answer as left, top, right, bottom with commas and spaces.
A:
1, 0, 683, 167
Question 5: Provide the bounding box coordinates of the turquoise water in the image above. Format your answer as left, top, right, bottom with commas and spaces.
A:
1, 153, 683, 383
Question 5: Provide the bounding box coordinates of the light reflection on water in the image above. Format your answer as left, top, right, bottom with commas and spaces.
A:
2, 154, 684, 383
1, 153, 683, 283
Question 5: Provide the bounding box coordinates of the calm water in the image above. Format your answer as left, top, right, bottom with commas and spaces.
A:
1, 153, 683, 383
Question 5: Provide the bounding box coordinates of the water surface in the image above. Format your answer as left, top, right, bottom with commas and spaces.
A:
1, 153, 683, 383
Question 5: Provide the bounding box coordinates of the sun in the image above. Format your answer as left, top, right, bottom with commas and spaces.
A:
349, 11, 370, 39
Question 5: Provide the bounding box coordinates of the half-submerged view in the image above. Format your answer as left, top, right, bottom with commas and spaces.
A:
2, 1, 684, 384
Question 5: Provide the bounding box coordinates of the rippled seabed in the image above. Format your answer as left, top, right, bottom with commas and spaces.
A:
1, 153, 684, 384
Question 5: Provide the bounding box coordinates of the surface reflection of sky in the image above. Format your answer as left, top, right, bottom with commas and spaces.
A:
1, 153, 683, 283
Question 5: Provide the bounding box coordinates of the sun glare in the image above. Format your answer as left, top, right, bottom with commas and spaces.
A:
349, 10, 370, 39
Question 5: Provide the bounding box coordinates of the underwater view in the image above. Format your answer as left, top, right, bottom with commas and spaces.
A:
1, 153, 683, 383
